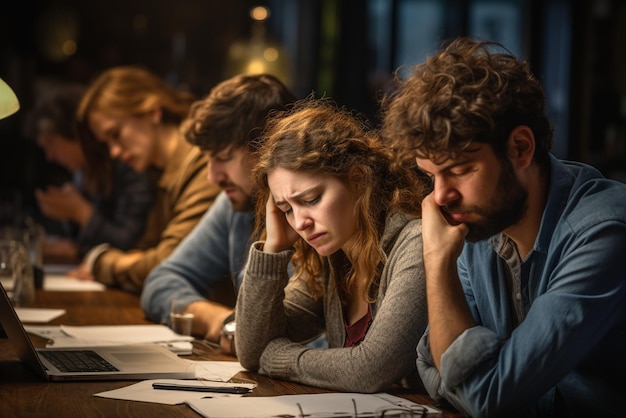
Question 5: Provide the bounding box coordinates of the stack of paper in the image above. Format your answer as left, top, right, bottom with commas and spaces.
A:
24, 324, 194, 355
42, 264, 106, 291
185, 393, 441, 417
94, 364, 252, 405
15, 307, 65, 323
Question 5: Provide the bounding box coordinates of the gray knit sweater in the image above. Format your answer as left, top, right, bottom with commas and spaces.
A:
235, 211, 427, 393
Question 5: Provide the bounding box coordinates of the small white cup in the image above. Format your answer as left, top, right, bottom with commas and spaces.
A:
170, 299, 194, 336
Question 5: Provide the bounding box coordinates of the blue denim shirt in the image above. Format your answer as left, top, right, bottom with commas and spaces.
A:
140, 192, 253, 324
417, 156, 626, 418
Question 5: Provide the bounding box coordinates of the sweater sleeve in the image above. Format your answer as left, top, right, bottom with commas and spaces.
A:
235, 242, 298, 370
237, 217, 427, 393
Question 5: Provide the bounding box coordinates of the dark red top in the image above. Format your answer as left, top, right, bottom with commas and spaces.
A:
344, 305, 372, 347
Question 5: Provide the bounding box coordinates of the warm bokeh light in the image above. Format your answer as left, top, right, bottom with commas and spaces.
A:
62, 40, 77, 56
226, 5, 291, 88
246, 59, 266, 74
250, 6, 269, 21
36, 8, 79, 62
263, 47, 279, 62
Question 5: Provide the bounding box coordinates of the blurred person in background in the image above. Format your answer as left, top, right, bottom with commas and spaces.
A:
141, 73, 297, 351
32, 85, 154, 262
72, 66, 220, 293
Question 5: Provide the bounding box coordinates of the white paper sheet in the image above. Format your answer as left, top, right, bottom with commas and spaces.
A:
59, 324, 194, 344
94, 362, 248, 404
24, 325, 66, 341
94, 378, 251, 404
15, 308, 65, 323
1, 266, 100, 291
24, 325, 193, 356
185, 393, 441, 417
43, 275, 106, 291
24, 324, 194, 354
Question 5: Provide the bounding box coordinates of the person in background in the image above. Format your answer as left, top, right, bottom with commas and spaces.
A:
31, 86, 154, 262
235, 98, 428, 392
73, 66, 220, 293
141, 74, 296, 350
382, 37, 626, 417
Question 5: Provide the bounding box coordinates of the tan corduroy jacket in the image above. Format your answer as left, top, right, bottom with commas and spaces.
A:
92, 137, 219, 293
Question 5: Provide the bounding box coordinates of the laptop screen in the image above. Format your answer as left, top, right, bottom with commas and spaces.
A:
0, 283, 50, 379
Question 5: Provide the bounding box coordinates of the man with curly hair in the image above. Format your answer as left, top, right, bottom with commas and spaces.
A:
382, 37, 626, 417
140, 74, 296, 354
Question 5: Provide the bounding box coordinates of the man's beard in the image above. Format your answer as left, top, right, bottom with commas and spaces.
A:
220, 181, 254, 212
448, 159, 528, 242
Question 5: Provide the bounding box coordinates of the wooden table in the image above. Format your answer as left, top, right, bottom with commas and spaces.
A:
0, 288, 465, 417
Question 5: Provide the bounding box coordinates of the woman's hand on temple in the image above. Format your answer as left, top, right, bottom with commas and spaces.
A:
263, 194, 299, 253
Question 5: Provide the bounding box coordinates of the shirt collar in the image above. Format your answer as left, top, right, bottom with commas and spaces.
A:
490, 154, 567, 256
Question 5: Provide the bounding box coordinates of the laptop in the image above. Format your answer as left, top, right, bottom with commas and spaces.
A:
0, 284, 196, 381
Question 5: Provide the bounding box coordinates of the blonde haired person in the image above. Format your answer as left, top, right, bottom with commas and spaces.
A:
72, 66, 219, 292
235, 98, 429, 392
32, 86, 153, 261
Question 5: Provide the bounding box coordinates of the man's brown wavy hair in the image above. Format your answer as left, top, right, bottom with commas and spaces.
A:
381, 37, 553, 168
181, 73, 296, 154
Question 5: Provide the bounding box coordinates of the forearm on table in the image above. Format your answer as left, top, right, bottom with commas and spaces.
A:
92, 249, 149, 292
236, 244, 293, 369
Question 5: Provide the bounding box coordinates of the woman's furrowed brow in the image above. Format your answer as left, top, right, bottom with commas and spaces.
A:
273, 186, 318, 207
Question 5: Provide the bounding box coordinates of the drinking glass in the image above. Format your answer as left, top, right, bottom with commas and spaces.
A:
22, 219, 46, 288
170, 298, 194, 336
0, 239, 35, 305
0, 216, 46, 289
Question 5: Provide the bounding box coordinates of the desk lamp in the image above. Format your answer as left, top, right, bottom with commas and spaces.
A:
0, 77, 20, 119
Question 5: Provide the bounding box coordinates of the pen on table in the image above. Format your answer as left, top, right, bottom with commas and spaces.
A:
151, 382, 252, 394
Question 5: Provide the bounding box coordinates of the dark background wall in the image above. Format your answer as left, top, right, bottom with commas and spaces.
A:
1, 0, 625, 221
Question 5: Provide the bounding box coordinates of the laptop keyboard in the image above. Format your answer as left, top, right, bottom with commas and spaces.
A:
40, 350, 119, 373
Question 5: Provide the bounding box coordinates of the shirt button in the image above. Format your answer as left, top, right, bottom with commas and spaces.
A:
516, 292, 522, 300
